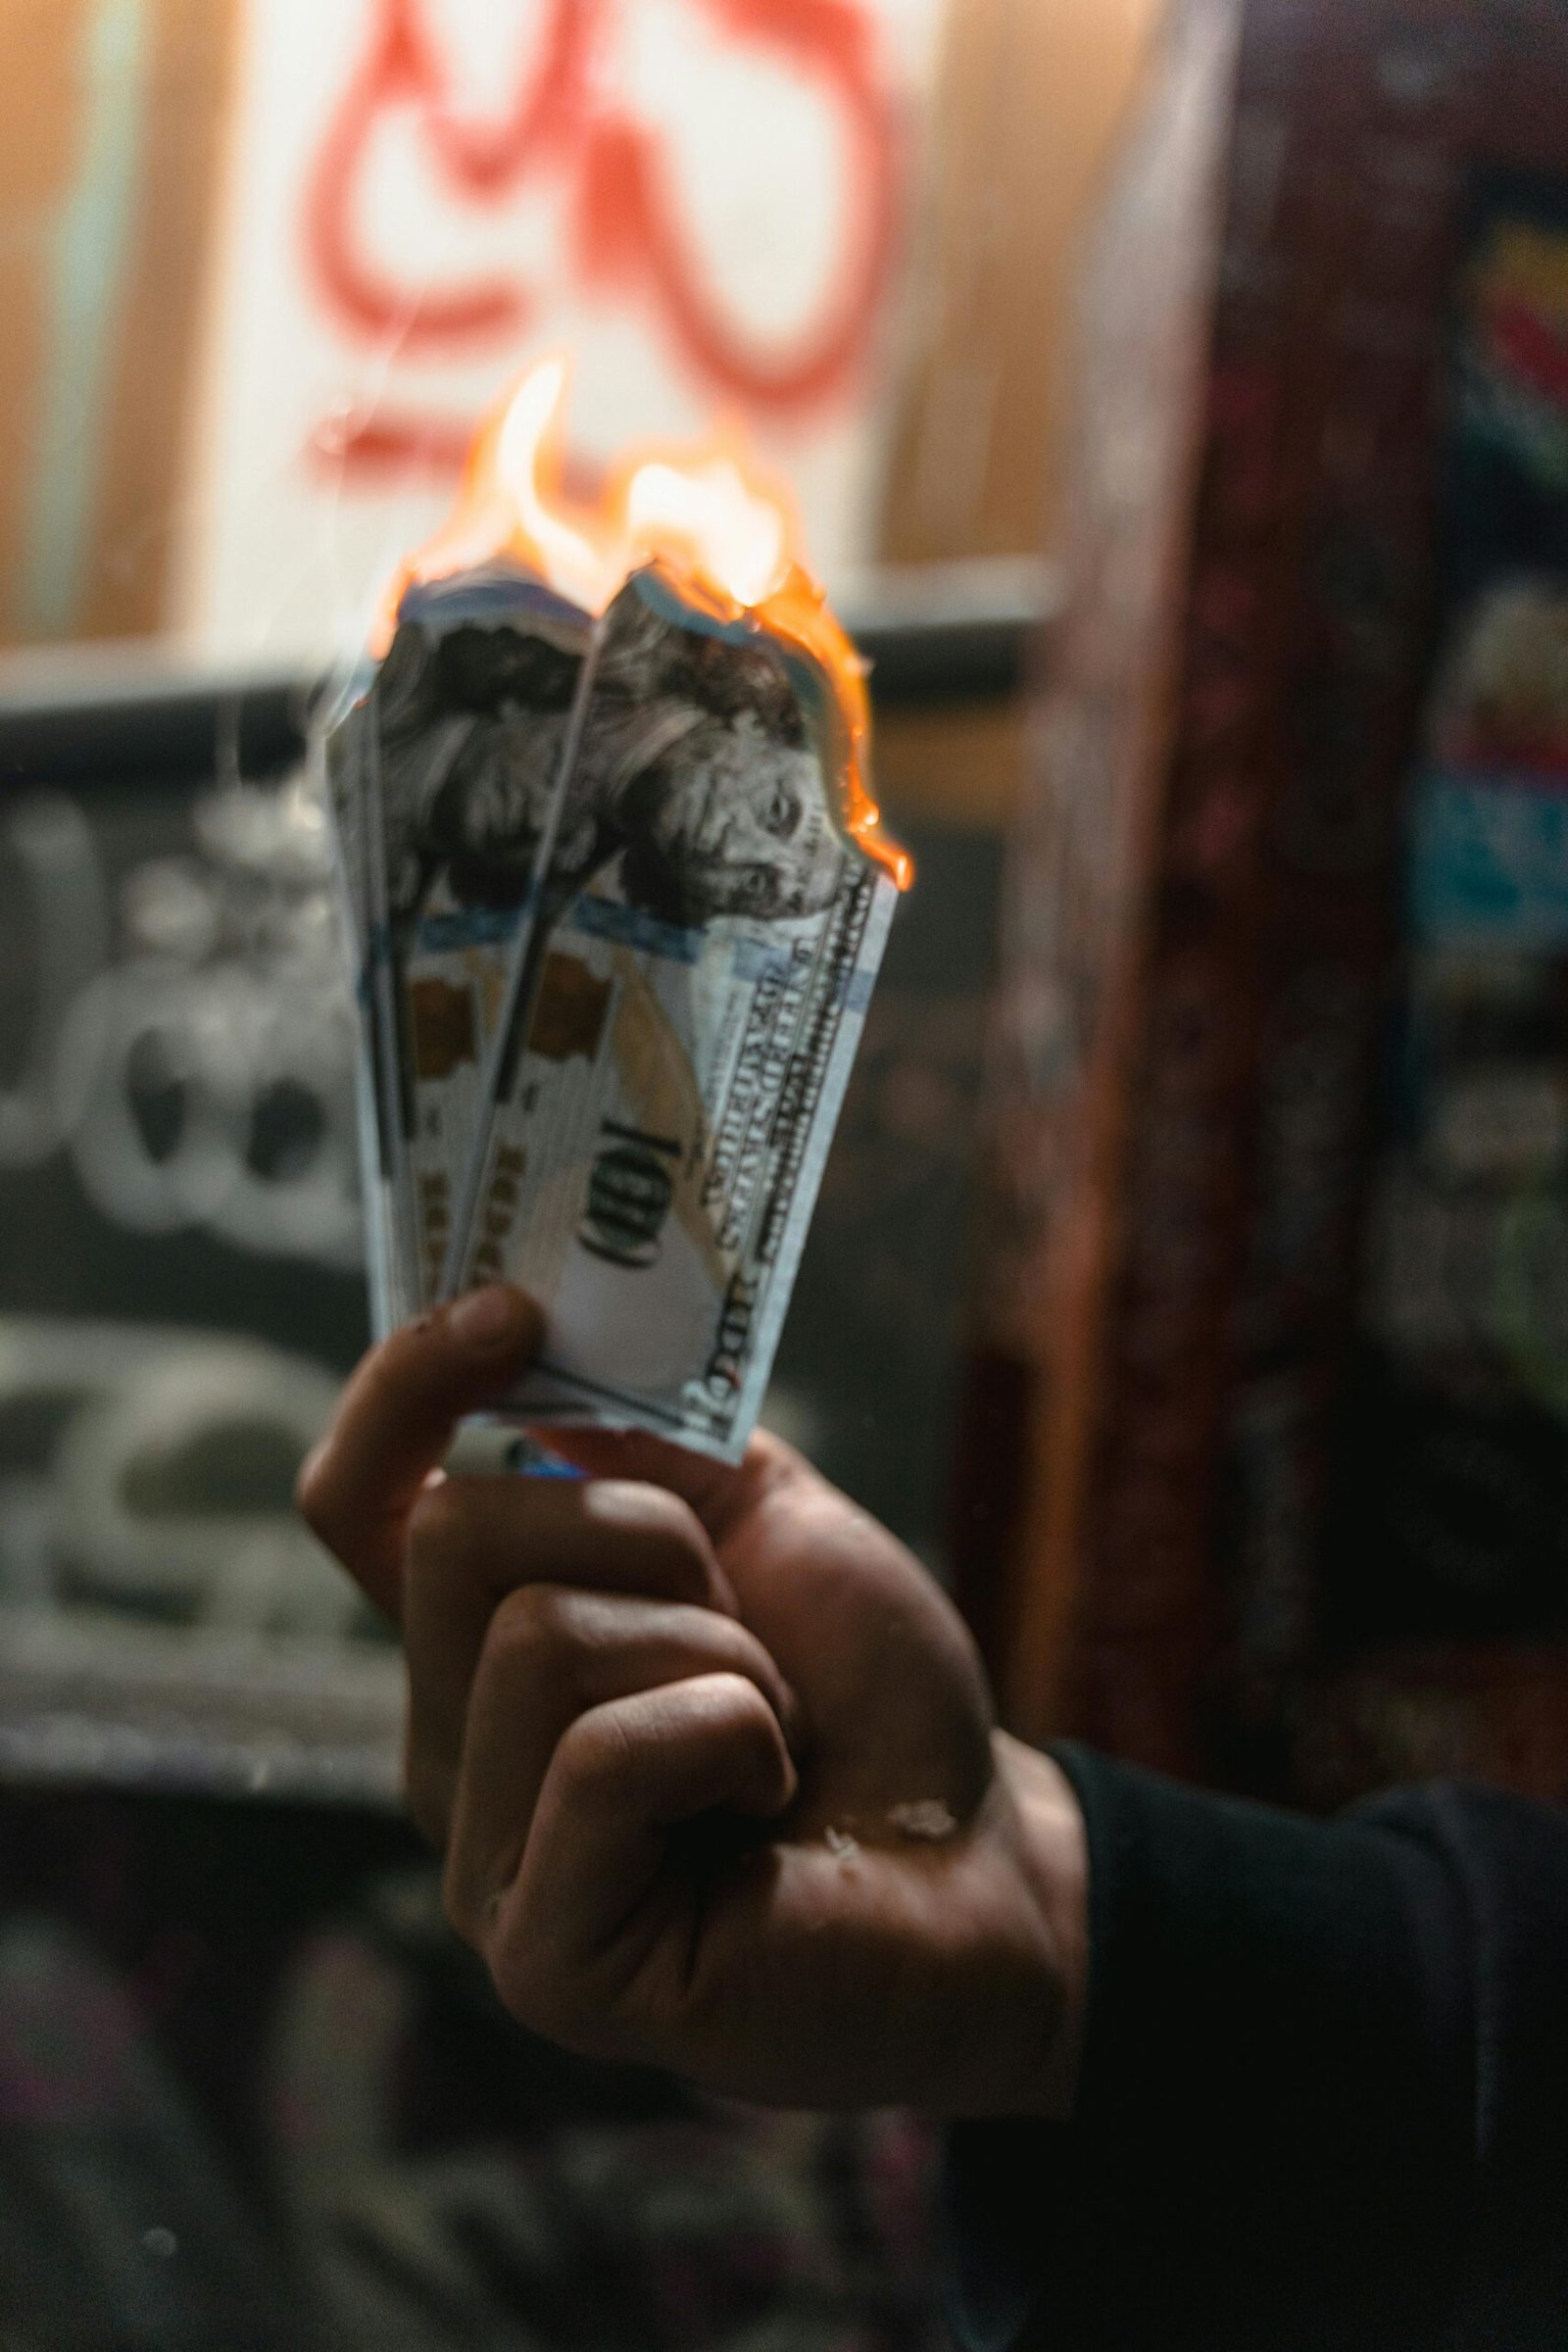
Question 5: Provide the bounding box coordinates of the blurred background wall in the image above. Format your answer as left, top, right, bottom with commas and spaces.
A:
0, 0, 1159, 703
958, 0, 1568, 1817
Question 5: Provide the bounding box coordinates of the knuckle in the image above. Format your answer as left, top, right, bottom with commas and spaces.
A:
601, 1484, 714, 1597
645, 1489, 711, 1571
560, 1704, 640, 1804
705, 1614, 770, 1685
482, 1582, 572, 1679
701, 1673, 786, 1785
706, 1669, 773, 1740
408, 1476, 554, 1590
405, 1475, 466, 1565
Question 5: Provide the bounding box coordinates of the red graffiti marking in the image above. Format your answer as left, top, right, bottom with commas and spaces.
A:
304, 0, 900, 469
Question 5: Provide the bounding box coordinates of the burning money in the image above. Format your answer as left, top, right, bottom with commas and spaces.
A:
326, 359, 907, 1459
342, 564, 594, 1308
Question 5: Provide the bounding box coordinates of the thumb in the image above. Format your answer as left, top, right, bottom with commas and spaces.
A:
299, 1286, 542, 1615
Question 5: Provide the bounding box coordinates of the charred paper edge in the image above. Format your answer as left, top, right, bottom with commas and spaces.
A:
438, 612, 611, 1300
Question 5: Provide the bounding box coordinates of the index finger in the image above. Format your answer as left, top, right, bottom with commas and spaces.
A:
298, 1285, 542, 1614
545, 1425, 798, 1545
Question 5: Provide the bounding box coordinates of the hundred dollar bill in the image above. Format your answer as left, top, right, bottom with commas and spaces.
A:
321, 696, 416, 1335
333, 562, 597, 1308
447, 565, 900, 1461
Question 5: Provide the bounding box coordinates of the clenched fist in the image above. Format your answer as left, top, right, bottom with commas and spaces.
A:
299, 1286, 1086, 2117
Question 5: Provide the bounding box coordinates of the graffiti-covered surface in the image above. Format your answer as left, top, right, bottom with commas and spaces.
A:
186, 0, 950, 663
0, 749, 394, 1795
0, 1788, 950, 2348
0, 677, 1002, 1790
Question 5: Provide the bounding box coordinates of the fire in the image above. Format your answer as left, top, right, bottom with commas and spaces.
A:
373, 356, 909, 889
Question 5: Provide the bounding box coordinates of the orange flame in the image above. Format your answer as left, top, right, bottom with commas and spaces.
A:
373, 356, 909, 890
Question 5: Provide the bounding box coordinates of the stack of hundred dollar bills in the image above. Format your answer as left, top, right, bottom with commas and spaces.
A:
324, 557, 902, 1462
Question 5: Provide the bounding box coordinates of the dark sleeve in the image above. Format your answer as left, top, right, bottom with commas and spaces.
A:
945, 1745, 1568, 2352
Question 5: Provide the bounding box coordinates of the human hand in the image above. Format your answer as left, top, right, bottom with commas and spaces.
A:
299, 1288, 1086, 2116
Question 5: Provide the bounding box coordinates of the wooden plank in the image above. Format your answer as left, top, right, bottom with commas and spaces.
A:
0, 0, 241, 646
79, 0, 243, 639
0, 0, 92, 635
877, 0, 1167, 570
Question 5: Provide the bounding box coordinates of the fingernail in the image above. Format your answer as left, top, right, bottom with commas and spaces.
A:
447, 1286, 531, 1354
